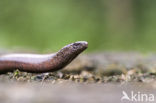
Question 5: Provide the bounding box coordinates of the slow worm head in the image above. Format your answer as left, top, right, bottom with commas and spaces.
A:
0, 41, 88, 73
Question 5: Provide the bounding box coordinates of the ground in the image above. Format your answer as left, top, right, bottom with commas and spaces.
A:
0, 52, 156, 103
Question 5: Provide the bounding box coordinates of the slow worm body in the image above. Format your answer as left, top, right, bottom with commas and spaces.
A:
0, 41, 88, 74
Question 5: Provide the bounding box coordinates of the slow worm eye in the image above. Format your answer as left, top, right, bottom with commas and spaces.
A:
73, 43, 81, 49
73, 43, 80, 46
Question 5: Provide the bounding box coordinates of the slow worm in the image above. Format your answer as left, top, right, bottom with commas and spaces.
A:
0, 41, 88, 74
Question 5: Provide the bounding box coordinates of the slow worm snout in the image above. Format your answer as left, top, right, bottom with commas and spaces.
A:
0, 41, 88, 74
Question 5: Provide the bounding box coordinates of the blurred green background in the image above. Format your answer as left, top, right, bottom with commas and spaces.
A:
0, 0, 156, 52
